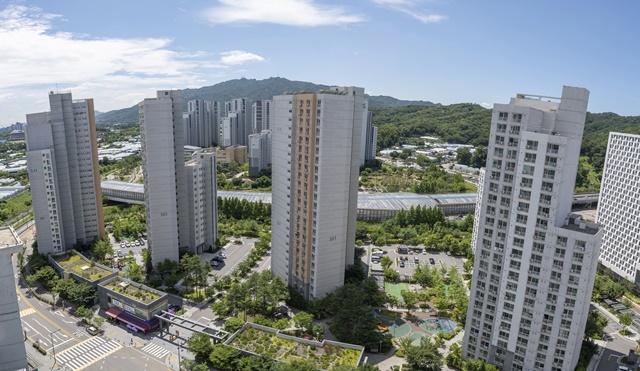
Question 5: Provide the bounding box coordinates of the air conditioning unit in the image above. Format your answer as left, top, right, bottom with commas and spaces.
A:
526, 145, 532, 149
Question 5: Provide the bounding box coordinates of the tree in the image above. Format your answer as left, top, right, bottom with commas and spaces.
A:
400, 290, 418, 315
405, 338, 443, 371
445, 342, 463, 369
619, 313, 632, 332
470, 145, 487, 169
383, 268, 400, 282
456, 148, 472, 166
66, 282, 97, 307
380, 256, 393, 270
223, 317, 245, 333
27, 266, 59, 290
75, 305, 94, 324
272, 359, 318, 371
293, 311, 314, 333
91, 238, 113, 261
236, 355, 275, 371
209, 344, 241, 370
122, 263, 143, 283
584, 310, 608, 340
186, 332, 214, 363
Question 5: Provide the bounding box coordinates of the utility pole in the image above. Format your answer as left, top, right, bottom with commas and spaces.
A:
50, 329, 61, 368
177, 340, 181, 371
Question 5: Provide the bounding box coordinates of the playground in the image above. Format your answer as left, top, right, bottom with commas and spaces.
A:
419, 318, 457, 333
377, 315, 412, 338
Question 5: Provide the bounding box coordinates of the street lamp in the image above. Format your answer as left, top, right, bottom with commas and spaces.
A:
50, 329, 61, 368
177, 340, 182, 371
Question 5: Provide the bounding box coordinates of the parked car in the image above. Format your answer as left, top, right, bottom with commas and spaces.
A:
422, 249, 427, 255
168, 304, 182, 312
117, 250, 124, 257
211, 255, 224, 262
211, 260, 220, 267
87, 326, 101, 335
429, 258, 435, 265
399, 261, 405, 268
139, 239, 145, 245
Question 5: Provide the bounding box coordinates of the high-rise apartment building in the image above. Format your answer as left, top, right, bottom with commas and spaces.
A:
225, 98, 252, 146
221, 113, 239, 147
462, 87, 603, 371
185, 149, 218, 254
252, 100, 272, 133
184, 99, 220, 147
271, 87, 365, 299
597, 132, 640, 283
248, 130, 272, 177
25, 92, 104, 255
139, 90, 190, 264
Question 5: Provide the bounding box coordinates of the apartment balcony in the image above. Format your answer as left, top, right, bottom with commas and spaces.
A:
538, 212, 549, 218
535, 224, 548, 229
548, 148, 559, 154
501, 201, 510, 207
545, 161, 557, 167
573, 257, 584, 263
575, 246, 586, 252
519, 195, 531, 200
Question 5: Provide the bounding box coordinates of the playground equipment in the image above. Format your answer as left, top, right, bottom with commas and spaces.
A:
377, 325, 389, 332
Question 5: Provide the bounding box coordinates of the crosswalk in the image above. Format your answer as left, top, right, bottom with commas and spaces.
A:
20, 308, 36, 317
56, 336, 121, 370
141, 342, 170, 359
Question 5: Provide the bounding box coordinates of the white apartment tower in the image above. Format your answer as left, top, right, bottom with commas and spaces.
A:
225, 98, 252, 146
185, 149, 218, 254
25, 92, 104, 255
462, 87, 603, 371
597, 132, 640, 283
252, 100, 272, 133
248, 130, 272, 177
139, 90, 190, 264
271, 87, 365, 300
184, 99, 220, 147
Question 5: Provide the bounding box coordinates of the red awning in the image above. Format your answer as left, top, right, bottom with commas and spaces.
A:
106, 307, 122, 319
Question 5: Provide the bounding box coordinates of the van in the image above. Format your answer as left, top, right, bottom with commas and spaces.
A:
372, 250, 384, 256
414, 256, 420, 263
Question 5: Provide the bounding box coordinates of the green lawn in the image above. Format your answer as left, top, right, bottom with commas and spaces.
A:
384, 282, 409, 300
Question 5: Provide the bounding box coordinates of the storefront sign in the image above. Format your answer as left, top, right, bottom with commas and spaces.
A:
124, 304, 135, 314
112, 298, 123, 309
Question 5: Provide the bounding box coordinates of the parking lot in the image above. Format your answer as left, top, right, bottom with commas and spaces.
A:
364, 244, 467, 279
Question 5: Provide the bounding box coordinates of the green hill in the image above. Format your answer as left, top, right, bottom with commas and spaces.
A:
96, 77, 438, 123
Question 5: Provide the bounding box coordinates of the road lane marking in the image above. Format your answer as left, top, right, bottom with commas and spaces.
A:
15, 284, 81, 342
20, 308, 36, 317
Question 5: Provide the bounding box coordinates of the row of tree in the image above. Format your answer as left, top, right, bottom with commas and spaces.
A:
218, 196, 271, 222
211, 271, 289, 319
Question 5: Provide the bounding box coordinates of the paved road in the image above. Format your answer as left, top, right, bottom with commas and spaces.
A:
13, 255, 86, 358
595, 304, 635, 371
204, 237, 257, 283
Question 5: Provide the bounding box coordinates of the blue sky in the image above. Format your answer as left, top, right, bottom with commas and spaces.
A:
1, 0, 639, 126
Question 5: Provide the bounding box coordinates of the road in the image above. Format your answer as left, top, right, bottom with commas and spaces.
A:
594, 303, 635, 371
13, 257, 87, 369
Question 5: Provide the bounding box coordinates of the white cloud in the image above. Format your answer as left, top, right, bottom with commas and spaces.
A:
371, 0, 447, 24
203, 0, 365, 27
220, 51, 265, 65
0, 4, 265, 125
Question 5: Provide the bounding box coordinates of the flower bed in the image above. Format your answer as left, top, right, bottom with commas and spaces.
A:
230, 326, 361, 370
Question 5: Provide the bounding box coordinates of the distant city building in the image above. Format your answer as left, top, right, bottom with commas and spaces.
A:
185, 149, 218, 254
360, 100, 376, 165
225, 98, 252, 146
248, 129, 272, 177
221, 112, 239, 147
271, 87, 365, 300
183, 99, 220, 148
139, 90, 190, 264
597, 132, 640, 283
252, 100, 272, 133
462, 87, 603, 371
8, 130, 24, 141
25, 92, 105, 255
10, 122, 25, 131
217, 145, 247, 165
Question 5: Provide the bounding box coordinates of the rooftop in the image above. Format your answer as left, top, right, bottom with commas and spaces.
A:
53, 252, 115, 281
560, 214, 601, 236
0, 227, 22, 251
102, 277, 165, 304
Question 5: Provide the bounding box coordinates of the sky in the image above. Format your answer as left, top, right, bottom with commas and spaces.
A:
1, 0, 639, 126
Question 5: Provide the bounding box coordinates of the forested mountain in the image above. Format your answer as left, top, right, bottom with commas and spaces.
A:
96, 77, 438, 123
372, 103, 492, 148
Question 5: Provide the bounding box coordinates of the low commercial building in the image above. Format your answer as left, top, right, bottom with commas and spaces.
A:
217, 145, 247, 165
98, 276, 168, 333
